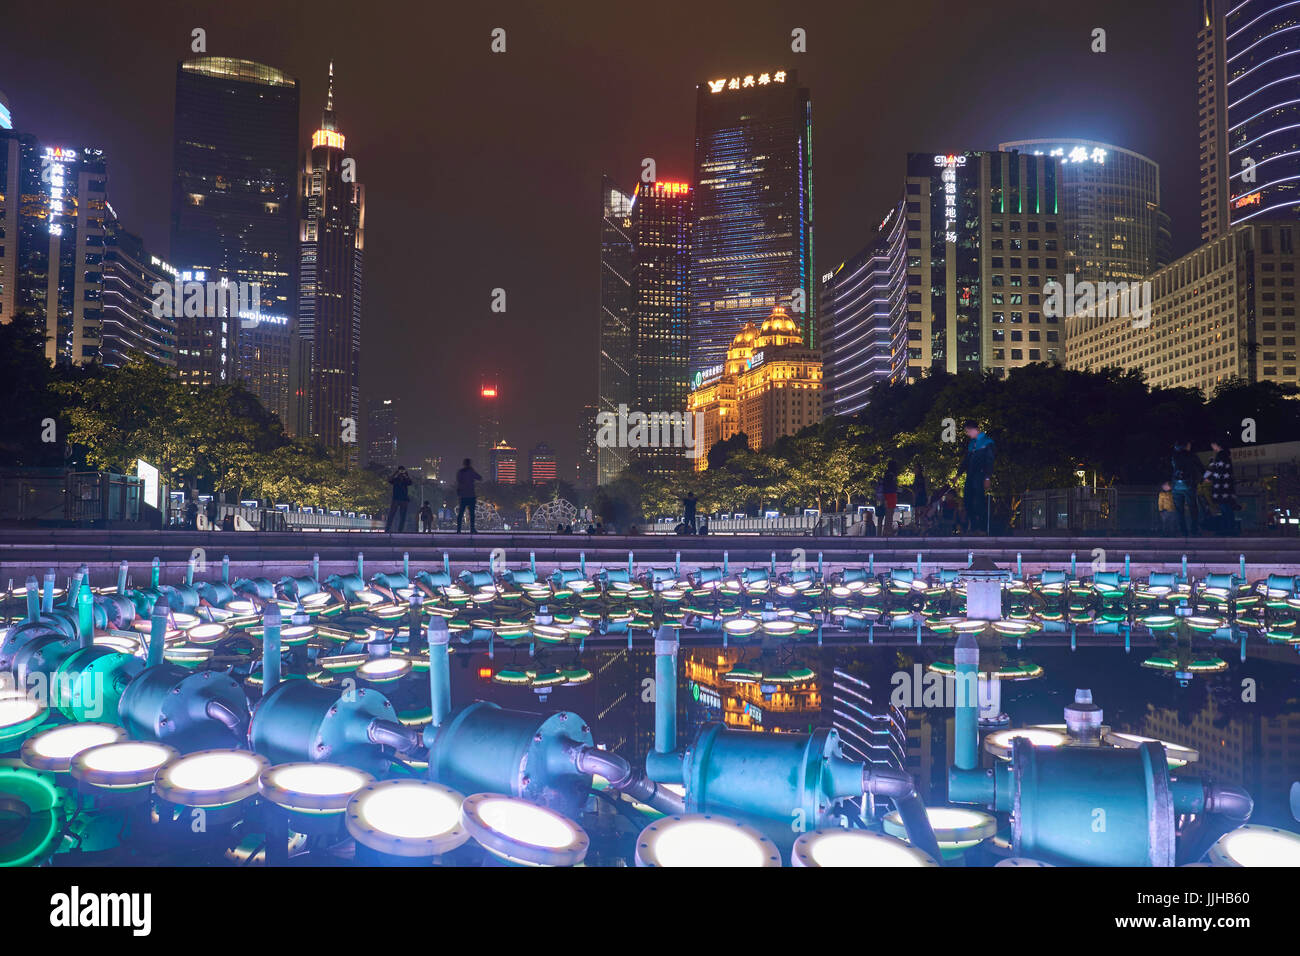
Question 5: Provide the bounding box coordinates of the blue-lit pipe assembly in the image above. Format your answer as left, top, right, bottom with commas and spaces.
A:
0, 549, 1297, 867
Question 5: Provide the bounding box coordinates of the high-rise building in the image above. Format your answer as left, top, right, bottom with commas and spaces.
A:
490, 440, 518, 484
367, 397, 398, 468
1198, 1, 1300, 241
1, 129, 53, 329
577, 403, 599, 486
691, 68, 814, 375
101, 223, 178, 369
1066, 220, 1300, 391
0, 89, 12, 130
904, 150, 1064, 378
529, 442, 557, 484
999, 139, 1172, 284
301, 63, 364, 459
598, 178, 634, 485
819, 201, 909, 417
170, 57, 301, 421
687, 306, 822, 470
476, 378, 501, 468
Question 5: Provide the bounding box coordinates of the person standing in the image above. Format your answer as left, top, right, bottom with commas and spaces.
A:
957, 420, 995, 534
1170, 440, 1202, 535
683, 491, 698, 531
1157, 482, 1176, 535
418, 500, 434, 533
386, 466, 413, 532
1206, 437, 1237, 535
456, 458, 482, 534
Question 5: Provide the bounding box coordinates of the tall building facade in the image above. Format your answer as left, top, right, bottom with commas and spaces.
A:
367, 397, 398, 468
170, 57, 301, 420
999, 139, 1172, 283
819, 200, 909, 417
598, 178, 634, 485
301, 64, 364, 459
490, 440, 518, 483
1066, 220, 1300, 391
101, 223, 178, 369
691, 69, 814, 376
904, 150, 1064, 378
576, 403, 599, 486
1, 129, 53, 329
1198, 0, 1300, 241
529, 442, 557, 484
687, 307, 822, 471
476, 378, 501, 469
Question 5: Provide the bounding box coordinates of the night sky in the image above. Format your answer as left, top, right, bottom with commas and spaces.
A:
0, 0, 1197, 477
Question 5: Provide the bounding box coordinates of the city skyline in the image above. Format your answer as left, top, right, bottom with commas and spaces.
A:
1, 1, 1206, 473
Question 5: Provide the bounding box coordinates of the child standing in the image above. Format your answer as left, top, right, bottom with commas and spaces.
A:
1158, 482, 1176, 535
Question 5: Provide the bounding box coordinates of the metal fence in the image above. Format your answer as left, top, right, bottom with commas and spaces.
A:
1013, 486, 1266, 534
0, 469, 141, 525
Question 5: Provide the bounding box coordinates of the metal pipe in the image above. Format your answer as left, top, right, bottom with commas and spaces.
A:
262, 604, 282, 693
41, 569, 55, 614
151, 558, 160, 588
1176, 781, 1253, 865
24, 575, 39, 622
368, 718, 420, 753
654, 625, 678, 755
572, 745, 685, 815
427, 616, 451, 728
76, 582, 93, 649
954, 632, 979, 771
892, 790, 944, 865
116, 561, 128, 595
205, 699, 244, 733
148, 603, 168, 667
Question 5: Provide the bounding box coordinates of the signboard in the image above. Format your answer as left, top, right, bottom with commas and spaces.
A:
136, 459, 159, 509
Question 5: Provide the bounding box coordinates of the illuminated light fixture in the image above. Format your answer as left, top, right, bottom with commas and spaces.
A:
461, 793, 589, 867
1185, 616, 1225, 633
165, 645, 213, 665
1141, 614, 1178, 631
22, 722, 126, 773
155, 749, 268, 808
531, 624, 568, 644
71, 741, 178, 791
1104, 732, 1198, 765
991, 620, 1032, 635
260, 762, 373, 814
765, 665, 815, 684
320, 653, 368, 673
762, 619, 797, 637
346, 779, 469, 858
792, 828, 938, 867
984, 727, 1067, 760
225, 599, 258, 615
186, 622, 229, 645
950, 620, 988, 634
279, 624, 316, 646
353, 589, 383, 605
300, 592, 332, 608
171, 612, 200, 630
561, 668, 592, 686
493, 669, 534, 686
0, 695, 48, 748
883, 806, 997, 851
1208, 825, 1300, 867
722, 617, 760, 637
723, 665, 762, 683
356, 657, 412, 683
635, 814, 780, 867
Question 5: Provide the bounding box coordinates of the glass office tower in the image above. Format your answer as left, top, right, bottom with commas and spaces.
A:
690, 68, 814, 377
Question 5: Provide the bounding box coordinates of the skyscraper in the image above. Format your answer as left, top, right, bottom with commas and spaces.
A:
170, 57, 300, 420
904, 150, 1063, 378
1198, 0, 1300, 241
597, 177, 634, 485
819, 201, 909, 417
301, 63, 364, 460
529, 442, 557, 484
477, 378, 501, 468
999, 139, 1171, 284
490, 440, 518, 483
367, 397, 398, 468
690, 68, 814, 376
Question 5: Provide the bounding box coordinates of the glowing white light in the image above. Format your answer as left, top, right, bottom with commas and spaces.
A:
0, 697, 43, 728
81, 742, 172, 774
267, 764, 369, 798
794, 829, 936, 867
636, 814, 780, 867
26, 723, 123, 764
1211, 825, 1300, 867
476, 797, 580, 849
347, 780, 467, 856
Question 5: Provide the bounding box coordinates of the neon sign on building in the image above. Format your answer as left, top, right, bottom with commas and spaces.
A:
933, 154, 966, 244
707, 71, 787, 93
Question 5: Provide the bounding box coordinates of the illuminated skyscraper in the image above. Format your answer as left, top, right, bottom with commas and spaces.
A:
690, 69, 814, 376
170, 57, 300, 420
1198, 0, 1300, 240
490, 440, 518, 484
819, 201, 909, 417
367, 396, 398, 468
301, 63, 365, 460
529, 442, 557, 484
598, 177, 634, 485
999, 139, 1171, 284
477, 378, 501, 467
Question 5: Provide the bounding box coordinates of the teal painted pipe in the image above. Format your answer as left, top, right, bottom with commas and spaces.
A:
25, 575, 39, 622
67, 566, 86, 607
185, 555, 196, 587
1012, 739, 1174, 866
42, 570, 55, 613
1239, 554, 1246, 580
312, 553, 319, 582
151, 558, 160, 588
654, 626, 677, 755
1071, 552, 1077, 577
357, 552, 364, 577
222, 554, 230, 585
116, 561, 128, 595
262, 605, 282, 693
427, 616, 451, 728
403, 552, 410, 578
148, 603, 168, 667
76, 582, 93, 648
954, 632, 979, 771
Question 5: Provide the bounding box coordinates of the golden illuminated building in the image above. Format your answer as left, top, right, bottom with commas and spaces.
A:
682, 650, 822, 732
686, 305, 822, 470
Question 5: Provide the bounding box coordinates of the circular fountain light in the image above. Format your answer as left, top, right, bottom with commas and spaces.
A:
355, 657, 411, 683
991, 620, 1032, 635
225, 598, 259, 615
0, 695, 47, 747
279, 624, 316, 645
71, 741, 177, 790
346, 779, 468, 857
722, 617, 760, 637
93, 634, 142, 655
950, 620, 988, 634
635, 814, 780, 867
171, 612, 199, 630
1104, 731, 1198, 764
1208, 825, 1300, 867
164, 644, 213, 665
186, 622, 229, 645
260, 762, 374, 813
22, 722, 126, 773
984, 727, 1067, 759
762, 619, 798, 637
154, 749, 268, 807
461, 793, 589, 867
791, 828, 937, 867
531, 624, 568, 644
883, 806, 997, 850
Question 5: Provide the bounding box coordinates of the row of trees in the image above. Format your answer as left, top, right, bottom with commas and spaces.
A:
1, 320, 389, 513
594, 365, 1300, 527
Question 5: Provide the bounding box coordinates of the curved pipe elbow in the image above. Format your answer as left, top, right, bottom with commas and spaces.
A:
1203, 782, 1253, 822
573, 745, 686, 816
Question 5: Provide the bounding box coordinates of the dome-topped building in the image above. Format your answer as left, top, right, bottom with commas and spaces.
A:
688, 305, 822, 470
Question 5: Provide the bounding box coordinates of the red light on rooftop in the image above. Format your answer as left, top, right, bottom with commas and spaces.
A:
480, 387, 497, 398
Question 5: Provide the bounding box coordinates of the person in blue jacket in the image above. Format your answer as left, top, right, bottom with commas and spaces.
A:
957, 419, 995, 534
